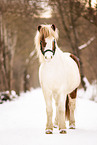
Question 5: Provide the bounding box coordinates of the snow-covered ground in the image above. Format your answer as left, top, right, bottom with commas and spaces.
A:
0, 88, 97, 145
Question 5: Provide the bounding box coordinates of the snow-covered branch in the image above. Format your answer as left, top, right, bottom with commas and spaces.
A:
29, 49, 36, 58
78, 36, 95, 50
26, 49, 36, 64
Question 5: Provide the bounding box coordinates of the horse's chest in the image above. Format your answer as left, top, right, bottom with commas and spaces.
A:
39, 57, 80, 93
39, 62, 65, 88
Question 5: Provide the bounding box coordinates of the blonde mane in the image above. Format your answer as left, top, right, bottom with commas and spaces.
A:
34, 24, 59, 63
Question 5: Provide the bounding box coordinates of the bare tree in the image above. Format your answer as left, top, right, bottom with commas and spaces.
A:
0, 14, 9, 91
0, 0, 41, 93
49, 0, 87, 89
75, 0, 97, 26
23, 50, 36, 92
3, 24, 17, 93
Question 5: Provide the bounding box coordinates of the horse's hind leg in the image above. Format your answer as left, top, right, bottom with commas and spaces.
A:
69, 88, 77, 129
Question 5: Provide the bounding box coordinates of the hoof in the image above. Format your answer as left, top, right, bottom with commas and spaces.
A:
69, 125, 75, 129
59, 129, 67, 134
45, 129, 53, 134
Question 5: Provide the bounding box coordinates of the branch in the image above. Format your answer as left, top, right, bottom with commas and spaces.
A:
78, 36, 95, 50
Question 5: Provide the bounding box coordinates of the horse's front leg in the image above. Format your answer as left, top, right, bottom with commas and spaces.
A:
54, 100, 58, 128
58, 94, 67, 134
44, 93, 53, 134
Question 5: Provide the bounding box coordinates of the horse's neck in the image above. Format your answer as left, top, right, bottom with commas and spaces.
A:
39, 45, 71, 64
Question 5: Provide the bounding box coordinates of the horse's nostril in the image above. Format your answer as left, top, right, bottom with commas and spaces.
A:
45, 56, 47, 59
51, 56, 53, 59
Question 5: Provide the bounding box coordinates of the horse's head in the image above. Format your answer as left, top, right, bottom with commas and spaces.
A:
40, 35, 56, 61
37, 24, 58, 62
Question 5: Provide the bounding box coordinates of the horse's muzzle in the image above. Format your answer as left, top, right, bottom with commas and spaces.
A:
44, 51, 53, 61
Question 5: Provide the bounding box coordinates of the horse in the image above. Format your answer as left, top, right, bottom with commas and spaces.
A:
34, 24, 81, 134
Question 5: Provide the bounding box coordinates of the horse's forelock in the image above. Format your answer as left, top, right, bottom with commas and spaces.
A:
39, 25, 58, 40
40, 27, 50, 40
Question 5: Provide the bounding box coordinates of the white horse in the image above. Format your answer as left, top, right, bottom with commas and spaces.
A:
34, 24, 81, 134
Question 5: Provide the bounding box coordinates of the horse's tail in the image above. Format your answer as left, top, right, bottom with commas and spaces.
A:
65, 95, 70, 120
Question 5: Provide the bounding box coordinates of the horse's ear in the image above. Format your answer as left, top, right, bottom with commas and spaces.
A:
38, 25, 42, 31
51, 24, 56, 31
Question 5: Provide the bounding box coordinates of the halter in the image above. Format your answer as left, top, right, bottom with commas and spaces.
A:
40, 39, 56, 56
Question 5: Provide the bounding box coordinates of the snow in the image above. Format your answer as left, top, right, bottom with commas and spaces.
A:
78, 79, 97, 102
0, 88, 97, 145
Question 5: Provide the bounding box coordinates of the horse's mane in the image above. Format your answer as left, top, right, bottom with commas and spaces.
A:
34, 24, 59, 63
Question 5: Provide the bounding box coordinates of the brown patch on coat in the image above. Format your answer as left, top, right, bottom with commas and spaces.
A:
70, 54, 80, 68
40, 34, 47, 52
41, 35, 46, 48
65, 88, 77, 120
70, 88, 77, 99
39, 27, 50, 52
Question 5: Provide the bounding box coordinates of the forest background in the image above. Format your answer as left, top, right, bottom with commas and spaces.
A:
0, 0, 97, 96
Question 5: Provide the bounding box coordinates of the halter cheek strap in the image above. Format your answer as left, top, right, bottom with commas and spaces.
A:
40, 40, 56, 56
40, 41, 45, 55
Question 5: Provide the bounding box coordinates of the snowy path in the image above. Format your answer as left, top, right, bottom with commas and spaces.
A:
0, 88, 97, 145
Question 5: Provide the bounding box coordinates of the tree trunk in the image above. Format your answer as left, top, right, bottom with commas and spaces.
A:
56, 0, 86, 90
3, 24, 17, 93
69, 0, 86, 90
0, 14, 8, 91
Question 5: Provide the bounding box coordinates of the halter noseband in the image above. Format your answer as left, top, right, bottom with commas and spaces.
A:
40, 40, 56, 56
